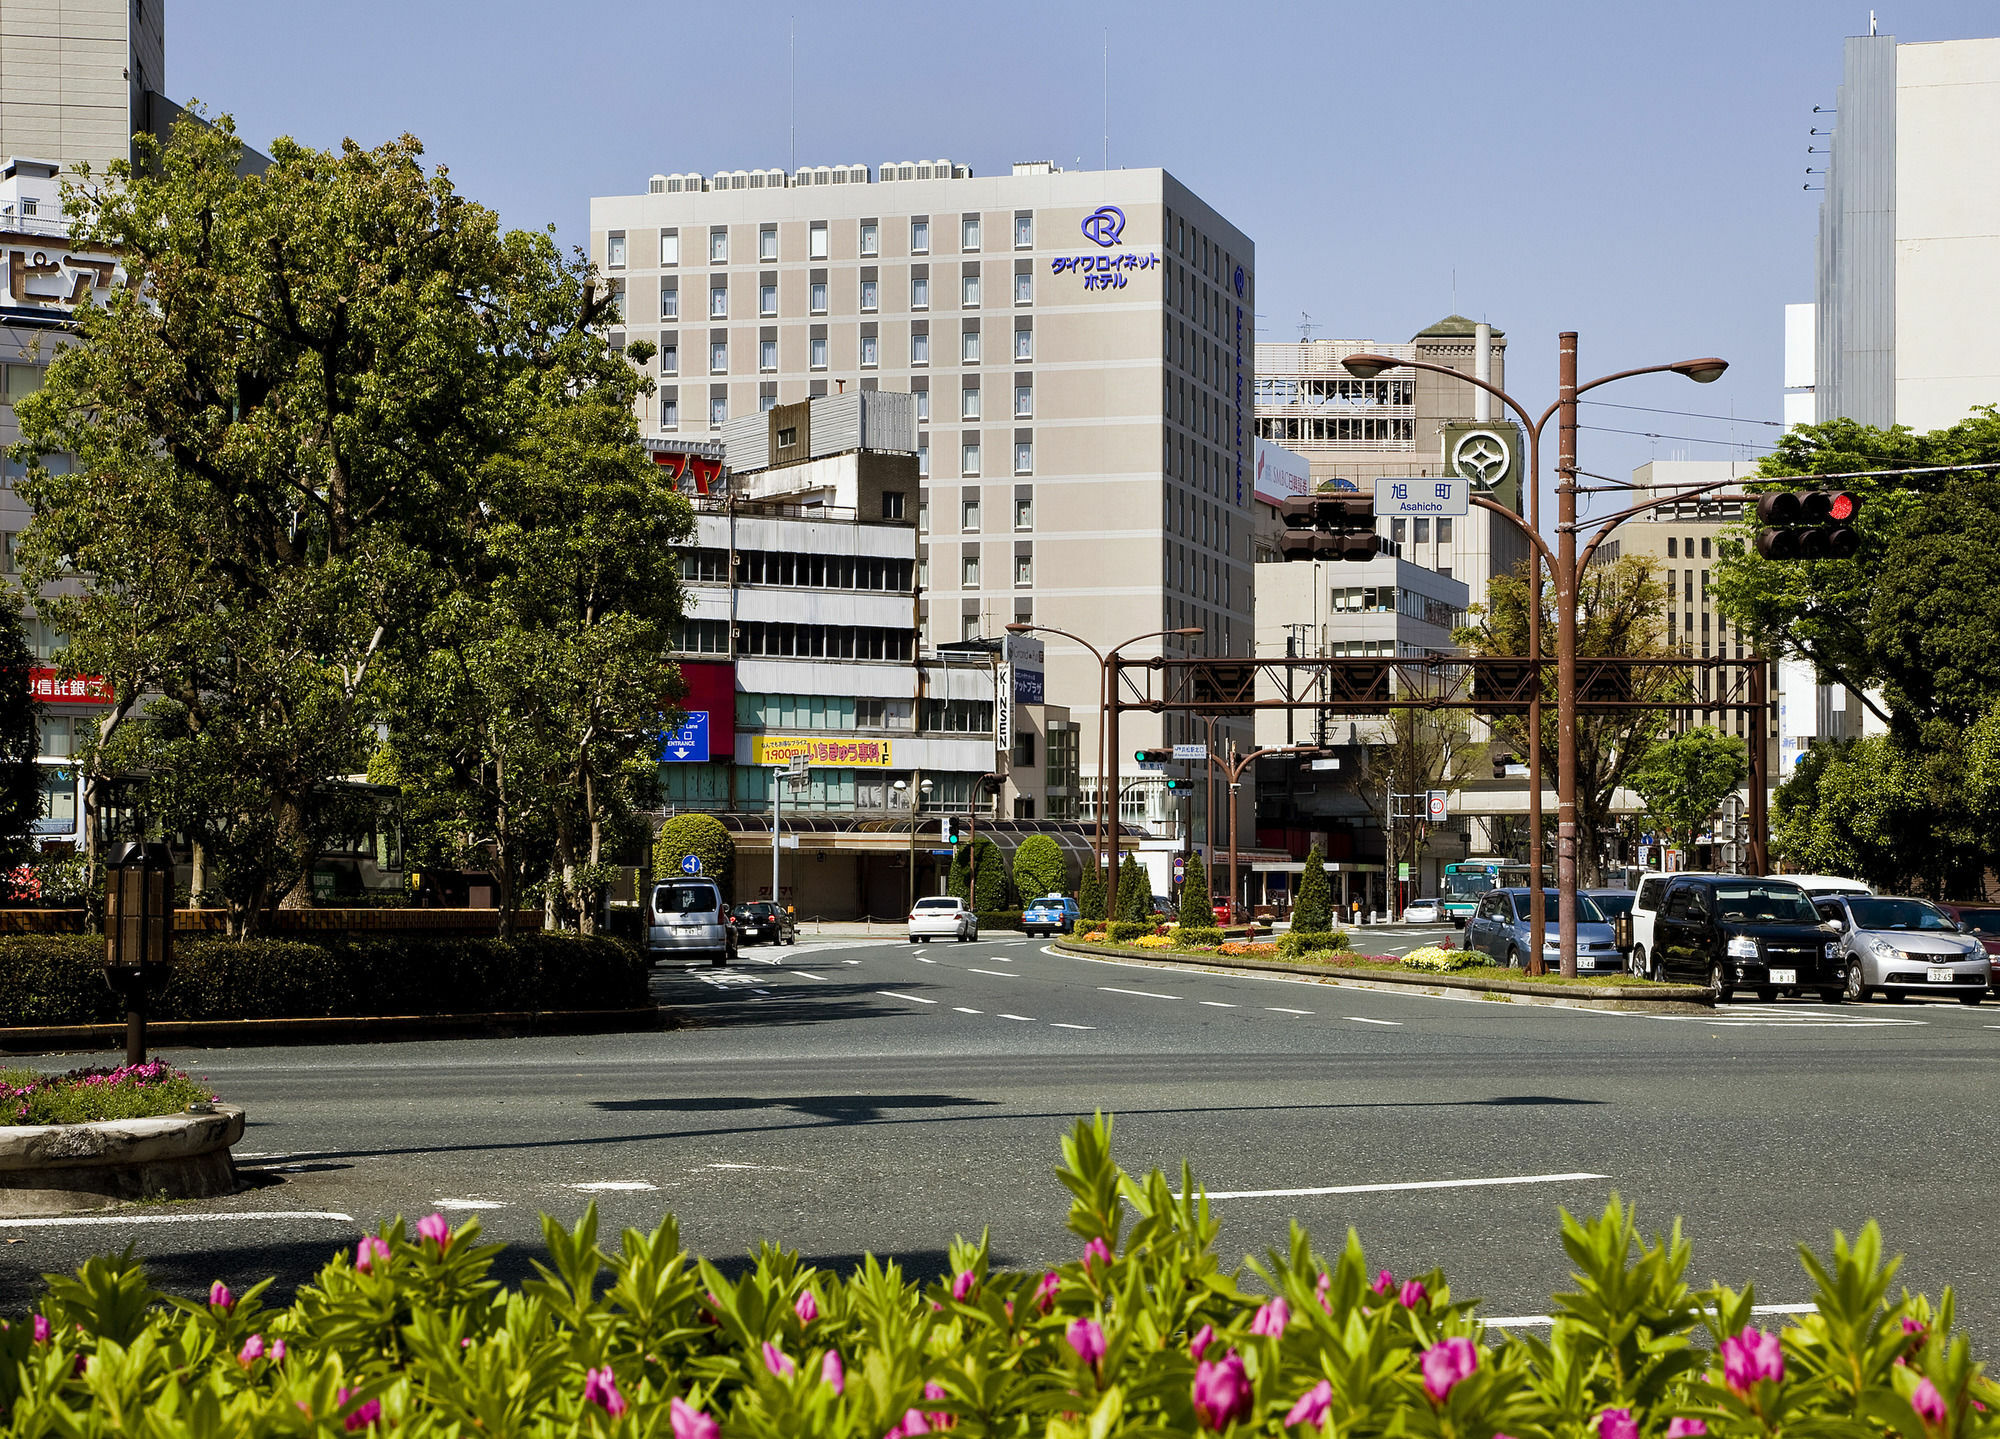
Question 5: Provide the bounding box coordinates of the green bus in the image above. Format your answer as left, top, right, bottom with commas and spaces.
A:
1442, 859, 1530, 928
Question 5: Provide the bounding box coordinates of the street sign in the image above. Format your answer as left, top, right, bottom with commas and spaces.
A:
1136, 761, 1165, 772
1311, 758, 1341, 771
679, 854, 702, 876
779, 835, 800, 849
1171, 743, 1207, 760
1427, 790, 1448, 821
1173, 857, 1186, 884
928, 848, 956, 856
660, 711, 710, 763
1397, 862, 1411, 881
1374, 476, 1469, 518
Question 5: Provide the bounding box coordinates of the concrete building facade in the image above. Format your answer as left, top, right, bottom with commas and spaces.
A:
0, 0, 163, 178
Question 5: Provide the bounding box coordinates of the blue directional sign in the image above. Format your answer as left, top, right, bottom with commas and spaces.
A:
680, 854, 703, 876
660, 711, 710, 763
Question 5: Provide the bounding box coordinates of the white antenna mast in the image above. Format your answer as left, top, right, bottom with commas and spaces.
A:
1102, 31, 1110, 169
788, 17, 797, 170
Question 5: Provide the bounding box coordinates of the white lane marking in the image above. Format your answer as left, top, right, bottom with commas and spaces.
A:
1348, 1016, 1402, 1026
569, 1181, 658, 1192
752, 988, 771, 995
844, 960, 861, 965
1191, 1172, 1609, 1202
1483, 1300, 1814, 1330
915, 957, 936, 964
0, 1211, 354, 1230
968, 968, 1016, 978
433, 1199, 506, 1210
1266, 1006, 1314, 1016
953, 1006, 983, 1015
791, 971, 827, 981
998, 1013, 1037, 1022
1199, 1000, 1237, 1008
878, 990, 937, 1004
1100, 986, 1179, 1000
1050, 1022, 1095, 1030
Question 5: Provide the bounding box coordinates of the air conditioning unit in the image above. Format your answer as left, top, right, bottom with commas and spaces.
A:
649, 174, 667, 194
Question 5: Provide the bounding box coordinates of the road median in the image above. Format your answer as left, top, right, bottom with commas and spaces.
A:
0, 1006, 670, 1056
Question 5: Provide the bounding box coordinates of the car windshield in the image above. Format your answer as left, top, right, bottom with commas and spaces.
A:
915, 897, 960, 910
1511, 890, 1607, 924
1848, 897, 1955, 932
1446, 872, 1495, 898
1958, 909, 2000, 936
1711, 883, 1817, 923
654, 885, 717, 913
1588, 893, 1635, 918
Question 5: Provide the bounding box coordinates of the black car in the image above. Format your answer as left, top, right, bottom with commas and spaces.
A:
1649, 875, 1842, 1001
731, 901, 797, 946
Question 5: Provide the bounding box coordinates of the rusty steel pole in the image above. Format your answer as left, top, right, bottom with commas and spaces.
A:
1554, 332, 1581, 978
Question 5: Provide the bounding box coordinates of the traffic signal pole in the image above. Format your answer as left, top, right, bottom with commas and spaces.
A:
1556, 333, 1581, 979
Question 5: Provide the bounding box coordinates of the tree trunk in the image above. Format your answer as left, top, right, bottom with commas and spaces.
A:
189, 839, 207, 906
492, 750, 515, 942
577, 771, 602, 937
274, 793, 318, 910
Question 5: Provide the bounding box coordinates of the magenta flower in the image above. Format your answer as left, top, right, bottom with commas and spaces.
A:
1189, 1324, 1215, 1361
1912, 1377, 1948, 1427
208, 1281, 234, 1311
951, 1269, 977, 1302
355, 1236, 392, 1273
822, 1348, 845, 1393
670, 1397, 721, 1439
30, 1314, 49, 1344
922, 1381, 957, 1429
238, 1334, 266, 1365
1286, 1379, 1333, 1428
896, 1407, 932, 1435
1082, 1237, 1112, 1270
1371, 1269, 1394, 1296
1398, 1279, 1428, 1310
416, 1212, 452, 1249
1315, 1272, 1332, 1314
1720, 1328, 1784, 1395
584, 1366, 629, 1418
1597, 1408, 1639, 1439
1420, 1336, 1479, 1404
1192, 1351, 1252, 1430
270, 1338, 288, 1363
1067, 1316, 1107, 1368
1251, 1297, 1291, 1336
1035, 1271, 1060, 1313
763, 1340, 796, 1378
795, 1290, 819, 1325
1667, 1420, 1708, 1438
337, 1388, 382, 1431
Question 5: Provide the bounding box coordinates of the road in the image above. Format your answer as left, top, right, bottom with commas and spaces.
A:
5, 927, 1998, 1344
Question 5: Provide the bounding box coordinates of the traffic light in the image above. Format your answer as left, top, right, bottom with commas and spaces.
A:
1492, 749, 1517, 779
1277, 495, 1381, 562
1134, 748, 1170, 764
941, 816, 961, 844
1754, 490, 1862, 560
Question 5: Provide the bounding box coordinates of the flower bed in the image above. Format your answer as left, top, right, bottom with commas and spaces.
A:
0, 1115, 1983, 1432
1, 1061, 215, 1127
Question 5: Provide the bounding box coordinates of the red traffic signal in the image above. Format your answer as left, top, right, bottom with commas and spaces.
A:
1754, 489, 1861, 561
1276, 494, 1379, 563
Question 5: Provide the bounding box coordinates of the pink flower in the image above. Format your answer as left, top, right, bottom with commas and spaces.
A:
795, 1290, 819, 1324
1398, 1279, 1427, 1310
923, 1382, 956, 1428
208, 1281, 234, 1311
1251, 1298, 1290, 1336
1911, 1377, 1947, 1428
1597, 1408, 1639, 1439
1315, 1272, 1332, 1314
30, 1314, 49, 1344
763, 1340, 796, 1377
238, 1334, 266, 1365
355, 1236, 391, 1273
1067, 1317, 1107, 1368
584, 1366, 629, 1418
897, 1408, 932, 1435
951, 1269, 977, 1302
1720, 1328, 1784, 1395
1189, 1324, 1215, 1361
270, 1339, 288, 1363
1667, 1420, 1708, 1438
337, 1388, 382, 1431
1420, 1337, 1479, 1404
1371, 1269, 1394, 1296
1082, 1237, 1112, 1270
416, 1212, 452, 1249
1035, 1271, 1060, 1313
1286, 1380, 1332, 1428
670, 1397, 721, 1439
821, 1349, 845, 1393
1192, 1351, 1252, 1430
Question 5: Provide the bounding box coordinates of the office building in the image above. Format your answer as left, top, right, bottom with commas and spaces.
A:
1805, 31, 2000, 431
590, 159, 1256, 849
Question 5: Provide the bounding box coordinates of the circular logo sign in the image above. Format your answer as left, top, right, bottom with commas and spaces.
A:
1232, 265, 1245, 297
1080, 205, 1125, 247
679, 853, 702, 875
1450, 429, 1512, 490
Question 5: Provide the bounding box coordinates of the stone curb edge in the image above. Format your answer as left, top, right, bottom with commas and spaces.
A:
0, 1006, 671, 1055
1050, 942, 1717, 1012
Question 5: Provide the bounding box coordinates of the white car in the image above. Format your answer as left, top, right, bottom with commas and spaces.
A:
1401, 898, 1443, 924
908, 896, 978, 943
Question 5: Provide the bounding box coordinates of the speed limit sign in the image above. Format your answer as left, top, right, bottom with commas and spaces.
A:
1426, 791, 1448, 821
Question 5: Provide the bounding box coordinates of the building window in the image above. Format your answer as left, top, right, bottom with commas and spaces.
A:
1014, 497, 1033, 529
710, 342, 728, 372
1013, 384, 1032, 417
759, 227, 778, 261
860, 279, 878, 312
915, 389, 930, 421
606, 232, 626, 268
962, 274, 980, 307
961, 330, 980, 363
962, 217, 981, 250
709, 229, 728, 262
1014, 214, 1033, 248
911, 275, 929, 309
760, 393, 777, 412
918, 501, 930, 534
809, 281, 828, 314
917, 556, 930, 587
1438, 518, 1453, 542
882, 490, 905, 519
860, 334, 879, 367
961, 387, 980, 420
760, 284, 777, 316
1391, 518, 1407, 544
962, 498, 981, 530
607, 281, 624, 319
1701, 537, 1712, 558
709, 285, 727, 319
660, 231, 680, 265
1014, 441, 1033, 474
860, 221, 879, 256
809, 223, 829, 260
661, 397, 679, 429
962, 443, 981, 476
760, 339, 777, 371
1015, 555, 1032, 586
1014, 272, 1032, 304
660, 286, 678, 319
963, 555, 980, 587
661, 342, 678, 375
918, 444, 930, 477
1015, 327, 1033, 360
1414, 518, 1429, 543
710, 396, 727, 426
912, 333, 929, 365
1667, 537, 1678, 558
911, 219, 930, 253
810, 337, 828, 368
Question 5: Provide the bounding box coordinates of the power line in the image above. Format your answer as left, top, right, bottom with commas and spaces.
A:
1581, 399, 1786, 428
1579, 423, 1779, 451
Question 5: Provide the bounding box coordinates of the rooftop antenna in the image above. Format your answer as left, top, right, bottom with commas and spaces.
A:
788, 17, 797, 170
1870, 10, 1878, 35
1298, 310, 1321, 342
1102, 31, 1110, 169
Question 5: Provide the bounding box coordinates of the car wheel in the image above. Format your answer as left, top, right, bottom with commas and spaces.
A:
1505, 945, 1522, 970
1958, 993, 1983, 1006
1820, 987, 1844, 1004
1628, 944, 1647, 978
1709, 962, 1732, 1003
1757, 988, 1779, 1003
1882, 988, 1906, 1003
1845, 962, 1870, 1002
1649, 952, 1669, 985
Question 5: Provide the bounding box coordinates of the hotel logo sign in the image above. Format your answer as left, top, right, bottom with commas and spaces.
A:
1080, 205, 1125, 247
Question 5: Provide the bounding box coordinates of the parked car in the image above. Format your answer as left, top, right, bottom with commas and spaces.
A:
1627, 872, 1720, 979
1648, 875, 1839, 1000
1463, 888, 1621, 970
1937, 903, 2000, 974
1023, 894, 1081, 936
731, 901, 797, 946
1784, 873, 1873, 900
1212, 898, 1232, 926
908, 895, 978, 943
1401, 897, 1443, 924
645, 879, 736, 968
1814, 894, 1990, 1004
1581, 888, 1636, 959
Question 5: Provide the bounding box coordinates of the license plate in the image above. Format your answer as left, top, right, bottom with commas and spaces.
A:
1929, 967, 1955, 983
1768, 968, 1797, 986
1578, 958, 1596, 970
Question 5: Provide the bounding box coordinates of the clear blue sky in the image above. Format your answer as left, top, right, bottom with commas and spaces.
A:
178, 1, 1998, 501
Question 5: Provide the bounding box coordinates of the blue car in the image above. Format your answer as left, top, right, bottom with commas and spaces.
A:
1023, 894, 1081, 936
1462, 888, 1622, 971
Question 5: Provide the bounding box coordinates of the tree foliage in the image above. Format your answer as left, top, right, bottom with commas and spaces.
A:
1359, 709, 1482, 892
1117, 854, 1151, 921
1628, 727, 1749, 857
1772, 735, 1989, 898
1292, 841, 1332, 933
1078, 862, 1106, 923
0, 596, 43, 869
947, 834, 1013, 912
652, 814, 734, 900
1010, 833, 1068, 900
1177, 852, 1210, 928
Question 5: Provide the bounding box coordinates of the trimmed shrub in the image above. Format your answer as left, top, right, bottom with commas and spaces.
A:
1078, 863, 1106, 922
1174, 925, 1225, 948
973, 910, 1023, 932
1010, 833, 1067, 902
1116, 855, 1151, 922
1402, 944, 1477, 973
947, 834, 1015, 912
1292, 839, 1332, 932
1277, 928, 1352, 960
654, 813, 734, 899
1177, 853, 1211, 928
1106, 920, 1158, 943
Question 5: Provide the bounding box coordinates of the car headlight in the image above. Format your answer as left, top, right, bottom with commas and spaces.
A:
1726, 935, 1759, 960
1866, 936, 1901, 960
1825, 942, 1839, 959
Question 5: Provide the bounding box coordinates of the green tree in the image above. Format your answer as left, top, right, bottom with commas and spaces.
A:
1292, 841, 1332, 933
1628, 727, 1749, 858
0, 595, 43, 871
654, 814, 734, 901
1011, 834, 1068, 900
1117, 854, 1151, 922
947, 834, 1013, 911
1772, 735, 1985, 898
1359, 708, 1482, 894
1177, 853, 1210, 928
1079, 863, 1106, 923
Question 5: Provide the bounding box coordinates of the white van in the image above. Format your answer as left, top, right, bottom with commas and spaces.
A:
1628, 872, 1720, 978
1781, 874, 1873, 899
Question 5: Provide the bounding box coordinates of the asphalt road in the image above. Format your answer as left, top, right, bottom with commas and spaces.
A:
6, 927, 1998, 1345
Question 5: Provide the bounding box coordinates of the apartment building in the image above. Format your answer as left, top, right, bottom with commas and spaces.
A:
590, 159, 1256, 846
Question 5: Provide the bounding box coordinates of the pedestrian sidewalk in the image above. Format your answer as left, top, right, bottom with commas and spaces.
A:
796, 918, 913, 939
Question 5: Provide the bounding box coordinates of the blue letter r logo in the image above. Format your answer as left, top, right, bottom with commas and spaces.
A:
1080, 205, 1125, 247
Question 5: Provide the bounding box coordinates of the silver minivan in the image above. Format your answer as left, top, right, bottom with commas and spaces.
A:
645, 879, 736, 968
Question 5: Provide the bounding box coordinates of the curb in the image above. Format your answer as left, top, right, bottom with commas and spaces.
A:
1050, 942, 1716, 1013
0, 1006, 671, 1055
0, 1104, 246, 1217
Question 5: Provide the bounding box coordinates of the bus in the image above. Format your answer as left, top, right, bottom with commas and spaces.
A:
1442, 859, 1530, 927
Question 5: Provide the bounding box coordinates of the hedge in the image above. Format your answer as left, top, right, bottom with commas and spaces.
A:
0, 1114, 1984, 1435
654, 813, 734, 899
973, 910, 1024, 932
0, 932, 649, 1027
1277, 928, 1352, 959
1107, 920, 1159, 943
1175, 925, 1226, 947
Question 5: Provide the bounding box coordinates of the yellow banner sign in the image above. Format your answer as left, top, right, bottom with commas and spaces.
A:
751, 735, 894, 768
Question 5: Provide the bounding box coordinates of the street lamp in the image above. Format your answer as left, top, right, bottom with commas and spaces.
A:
892, 775, 933, 910
104, 840, 174, 1065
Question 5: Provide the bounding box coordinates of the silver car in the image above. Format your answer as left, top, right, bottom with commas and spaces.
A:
646, 879, 736, 968
1814, 894, 1989, 1004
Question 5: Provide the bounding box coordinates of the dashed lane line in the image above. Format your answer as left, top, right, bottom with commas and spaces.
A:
878, 991, 937, 1005
1484, 1301, 1815, 1330
1190, 1172, 1608, 1202
953, 1006, 983, 1015
0, 1211, 355, 1230
1199, 1001, 1236, 1008
1266, 1006, 1314, 1016
967, 968, 1016, 979
1050, 1022, 1095, 1030
790, 971, 827, 981
1100, 986, 1179, 1000
569, 1181, 658, 1192
1348, 1016, 1402, 1026
998, 1013, 1037, 1022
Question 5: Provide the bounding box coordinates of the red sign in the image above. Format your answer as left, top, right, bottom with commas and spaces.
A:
675, 660, 736, 755
29, 668, 113, 704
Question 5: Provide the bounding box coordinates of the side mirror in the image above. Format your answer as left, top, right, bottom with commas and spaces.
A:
1828, 917, 1848, 933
